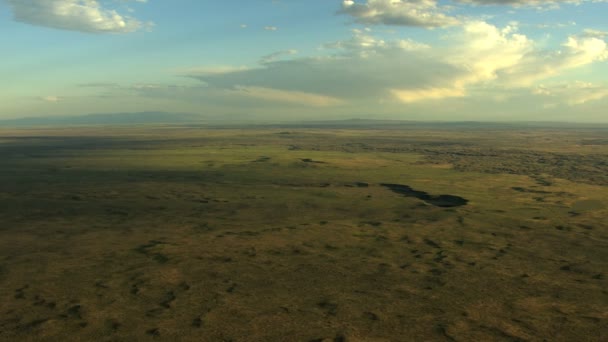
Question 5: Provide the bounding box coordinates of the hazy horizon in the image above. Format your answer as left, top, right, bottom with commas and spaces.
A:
2, 0, 608, 122
4, 110, 608, 126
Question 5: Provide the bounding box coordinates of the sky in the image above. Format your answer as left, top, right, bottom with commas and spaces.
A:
1, 0, 607, 122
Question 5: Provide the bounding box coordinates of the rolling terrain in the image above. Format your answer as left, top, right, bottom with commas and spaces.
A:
0, 124, 606, 341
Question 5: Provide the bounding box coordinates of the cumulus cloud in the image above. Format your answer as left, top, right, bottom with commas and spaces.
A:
176, 65, 253, 77
455, 0, 590, 7
5, 0, 148, 33
534, 81, 608, 105
339, 0, 460, 28
181, 22, 607, 105
391, 87, 466, 102
340, 0, 606, 27
189, 47, 458, 101
231, 86, 344, 107
500, 35, 608, 86
535, 21, 576, 29
427, 21, 608, 91
444, 21, 532, 85
41, 95, 61, 102
324, 28, 432, 53
581, 29, 608, 39
389, 21, 534, 101
78, 82, 120, 88
259, 49, 298, 64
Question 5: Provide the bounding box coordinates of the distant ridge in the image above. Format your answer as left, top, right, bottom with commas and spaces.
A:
214, 119, 608, 130
2, 113, 607, 129
0, 111, 206, 126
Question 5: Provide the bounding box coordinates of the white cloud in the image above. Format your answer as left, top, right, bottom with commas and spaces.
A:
445, 21, 533, 86
388, 21, 534, 102
340, 0, 460, 28
5, 0, 148, 33
534, 81, 608, 105
264, 26, 278, 31
231, 86, 344, 107
324, 28, 429, 58
581, 29, 608, 39
391, 87, 466, 102
41, 95, 61, 102
340, 0, 607, 28
455, 0, 597, 7
180, 22, 606, 105
176, 65, 253, 76
325, 29, 385, 50
188, 47, 458, 101
535, 21, 576, 29
500, 35, 608, 86
259, 49, 298, 64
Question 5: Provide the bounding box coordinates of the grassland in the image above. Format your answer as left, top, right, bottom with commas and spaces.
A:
0, 124, 607, 341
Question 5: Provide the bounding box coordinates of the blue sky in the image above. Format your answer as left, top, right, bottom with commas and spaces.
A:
1, 0, 607, 122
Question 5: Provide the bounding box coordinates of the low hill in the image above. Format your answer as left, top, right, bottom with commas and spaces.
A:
0, 111, 206, 126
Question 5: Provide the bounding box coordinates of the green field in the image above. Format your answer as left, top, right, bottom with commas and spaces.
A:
0, 125, 607, 341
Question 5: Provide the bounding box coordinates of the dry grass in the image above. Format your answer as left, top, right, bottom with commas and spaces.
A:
0, 126, 606, 341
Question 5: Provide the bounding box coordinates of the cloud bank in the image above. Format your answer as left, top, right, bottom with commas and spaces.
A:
455, 0, 600, 7
5, 0, 147, 33
340, 0, 608, 28
340, 0, 460, 28
182, 21, 607, 107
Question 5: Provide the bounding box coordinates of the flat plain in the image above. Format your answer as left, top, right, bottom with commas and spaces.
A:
0, 124, 607, 341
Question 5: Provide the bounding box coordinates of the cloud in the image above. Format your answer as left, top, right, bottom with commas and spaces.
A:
499, 35, 608, 86
230, 86, 344, 107
259, 49, 298, 64
177, 23, 531, 103
176, 65, 253, 77
391, 87, 466, 102
41, 95, 61, 102
444, 21, 533, 86
78, 82, 120, 88
533, 81, 608, 105
339, 0, 607, 27
79, 81, 343, 110
581, 29, 608, 39
339, 0, 460, 28
174, 22, 607, 106
534, 21, 576, 29
426, 21, 607, 91
188, 47, 459, 101
454, 0, 590, 7
5, 0, 148, 33
264, 26, 278, 31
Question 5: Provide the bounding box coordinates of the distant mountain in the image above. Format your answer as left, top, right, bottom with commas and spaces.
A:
0, 111, 207, 126
3, 113, 606, 129
246, 119, 608, 130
